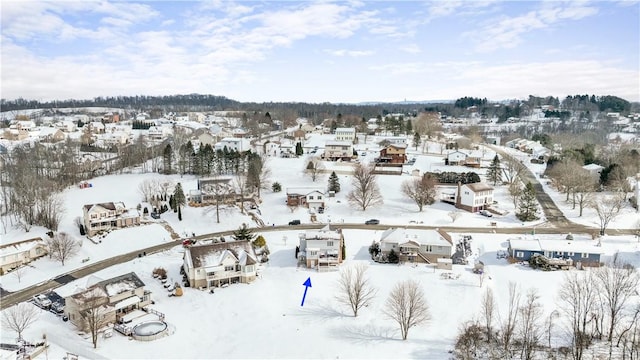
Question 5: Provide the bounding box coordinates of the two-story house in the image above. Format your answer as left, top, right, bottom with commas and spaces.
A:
83, 202, 141, 236
64, 272, 153, 331
378, 228, 454, 264
322, 140, 354, 161
183, 241, 258, 289
334, 127, 356, 143
190, 177, 236, 205
215, 137, 250, 152
286, 187, 325, 210
0, 238, 48, 273
378, 144, 407, 164
445, 150, 468, 165
454, 182, 494, 212
298, 225, 344, 270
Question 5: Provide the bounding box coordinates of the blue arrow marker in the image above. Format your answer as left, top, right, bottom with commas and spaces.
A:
300, 277, 312, 306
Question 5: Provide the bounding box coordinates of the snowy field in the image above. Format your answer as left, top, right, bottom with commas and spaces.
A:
6, 230, 640, 359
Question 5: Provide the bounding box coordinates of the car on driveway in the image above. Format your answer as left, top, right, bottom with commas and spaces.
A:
365, 219, 380, 225
32, 294, 52, 309
479, 210, 493, 217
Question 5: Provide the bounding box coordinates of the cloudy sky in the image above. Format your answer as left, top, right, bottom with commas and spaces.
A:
1, 0, 639, 103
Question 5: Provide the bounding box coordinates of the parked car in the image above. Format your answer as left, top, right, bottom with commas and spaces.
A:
150, 212, 160, 219
32, 294, 52, 309
288, 220, 301, 225
50, 302, 64, 315
365, 219, 380, 225
479, 210, 493, 217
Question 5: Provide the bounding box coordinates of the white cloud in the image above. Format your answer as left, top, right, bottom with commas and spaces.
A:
399, 44, 421, 54
324, 49, 374, 57
468, 2, 599, 52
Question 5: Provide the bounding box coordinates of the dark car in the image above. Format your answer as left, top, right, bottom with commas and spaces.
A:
288, 220, 301, 225
479, 210, 493, 217
150, 212, 160, 219
365, 219, 380, 225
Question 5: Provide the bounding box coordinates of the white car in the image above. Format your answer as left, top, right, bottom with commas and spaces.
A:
32, 294, 52, 309
479, 210, 493, 217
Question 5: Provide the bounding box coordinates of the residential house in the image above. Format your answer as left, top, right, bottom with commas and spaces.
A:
377, 136, 407, 146
64, 272, 152, 331
12, 120, 36, 131
82, 202, 141, 236
440, 182, 494, 212
508, 237, 603, 267
37, 127, 65, 143
446, 150, 468, 165
57, 120, 78, 133
215, 137, 250, 152
196, 131, 216, 148
378, 228, 454, 264
183, 241, 258, 289
100, 131, 130, 146
334, 127, 356, 142
298, 225, 344, 270
0, 238, 48, 273
582, 163, 605, 182
378, 144, 407, 164
88, 121, 105, 134
322, 140, 353, 161
286, 187, 325, 210
232, 128, 248, 138
190, 177, 236, 205
2, 128, 29, 141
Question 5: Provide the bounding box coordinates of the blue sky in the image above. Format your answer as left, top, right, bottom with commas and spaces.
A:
1, 0, 639, 103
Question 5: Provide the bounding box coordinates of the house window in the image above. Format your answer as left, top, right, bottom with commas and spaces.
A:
516, 251, 524, 258
556, 251, 563, 256
224, 266, 234, 271
581, 253, 589, 259
317, 196, 322, 200
309, 196, 314, 200
207, 271, 215, 277
91, 214, 97, 219
567, 252, 574, 256
327, 241, 334, 247
310, 251, 317, 256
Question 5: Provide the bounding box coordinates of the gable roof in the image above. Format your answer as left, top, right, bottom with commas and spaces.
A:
187, 240, 257, 268
464, 183, 494, 192
380, 228, 452, 247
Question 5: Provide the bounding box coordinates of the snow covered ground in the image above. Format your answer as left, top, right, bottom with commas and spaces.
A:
1, 134, 639, 358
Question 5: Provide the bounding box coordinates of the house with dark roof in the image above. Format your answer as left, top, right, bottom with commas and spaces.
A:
508, 237, 603, 267
64, 272, 153, 331
183, 240, 258, 289
82, 202, 141, 236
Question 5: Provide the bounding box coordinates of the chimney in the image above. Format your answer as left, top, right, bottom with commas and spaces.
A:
455, 181, 462, 209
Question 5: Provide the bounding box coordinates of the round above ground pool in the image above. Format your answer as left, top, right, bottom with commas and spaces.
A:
132, 321, 168, 341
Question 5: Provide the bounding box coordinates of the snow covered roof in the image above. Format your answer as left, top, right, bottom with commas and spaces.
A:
187, 240, 257, 268
380, 228, 452, 247
286, 187, 324, 196
508, 238, 604, 254
0, 237, 46, 258
302, 224, 342, 240
325, 140, 352, 146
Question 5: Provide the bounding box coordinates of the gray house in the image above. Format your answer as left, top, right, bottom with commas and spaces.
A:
507, 238, 603, 267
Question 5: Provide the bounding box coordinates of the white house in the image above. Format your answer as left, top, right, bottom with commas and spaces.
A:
441, 182, 494, 213
378, 228, 453, 263
298, 225, 344, 270
334, 127, 356, 142
377, 136, 407, 146
183, 241, 258, 289
582, 163, 605, 182
0, 238, 48, 273
83, 202, 141, 236
446, 150, 468, 165
286, 187, 325, 210
215, 137, 250, 152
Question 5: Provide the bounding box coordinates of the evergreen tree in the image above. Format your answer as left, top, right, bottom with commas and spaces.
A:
486, 155, 502, 185
405, 119, 412, 135
413, 132, 421, 151
388, 249, 399, 264
233, 223, 256, 242
516, 182, 539, 221
169, 194, 176, 212
368, 241, 380, 258
328, 171, 341, 193
341, 242, 346, 260
163, 144, 172, 174
295, 142, 303, 156
272, 182, 282, 192
173, 183, 186, 210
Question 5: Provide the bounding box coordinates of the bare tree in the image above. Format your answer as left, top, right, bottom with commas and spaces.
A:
347, 163, 383, 211
558, 271, 600, 360
335, 263, 377, 317
383, 279, 431, 340
1, 302, 40, 340
12, 265, 27, 283
517, 289, 543, 360
234, 173, 248, 215
592, 193, 626, 235
572, 173, 596, 216
501, 282, 521, 353
480, 288, 496, 342
413, 111, 442, 140
79, 287, 112, 349
304, 158, 324, 182
204, 180, 235, 223
508, 181, 523, 208
501, 157, 527, 184
448, 210, 462, 223
401, 174, 437, 211
138, 178, 158, 203
247, 154, 271, 198
594, 254, 639, 342
46, 232, 81, 266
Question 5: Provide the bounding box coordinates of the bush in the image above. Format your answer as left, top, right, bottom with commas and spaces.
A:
388, 249, 399, 264
272, 182, 282, 192
253, 235, 266, 248
153, 267, 167, 279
